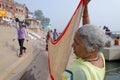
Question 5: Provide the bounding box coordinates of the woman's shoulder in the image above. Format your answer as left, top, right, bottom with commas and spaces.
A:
64, 60, 86, 80
67, 59, 86, 71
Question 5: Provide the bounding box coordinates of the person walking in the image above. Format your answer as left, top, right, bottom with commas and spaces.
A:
13, 21, 28, 57
53, 29, 58, 41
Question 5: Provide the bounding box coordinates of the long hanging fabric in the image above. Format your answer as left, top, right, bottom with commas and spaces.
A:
48, 0, 86, 80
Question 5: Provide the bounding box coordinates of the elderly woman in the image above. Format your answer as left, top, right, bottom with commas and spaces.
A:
62, 0, 107, 80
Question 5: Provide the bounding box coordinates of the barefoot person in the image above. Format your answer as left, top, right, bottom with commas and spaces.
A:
62, 0, 107, 80
13, 21, 28, 57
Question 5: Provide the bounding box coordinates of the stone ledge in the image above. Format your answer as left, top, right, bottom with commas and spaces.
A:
0, 53, 33, 80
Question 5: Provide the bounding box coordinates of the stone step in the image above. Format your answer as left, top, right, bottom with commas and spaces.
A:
0, 52, 33, 80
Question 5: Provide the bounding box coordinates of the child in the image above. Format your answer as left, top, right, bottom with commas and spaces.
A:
13, 21, 28, 57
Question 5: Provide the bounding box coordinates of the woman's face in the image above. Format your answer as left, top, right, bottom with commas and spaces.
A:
72, 33, 90, 59
19, 22, 22, 27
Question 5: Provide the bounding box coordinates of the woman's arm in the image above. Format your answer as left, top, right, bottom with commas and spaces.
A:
82, 0, 90, 25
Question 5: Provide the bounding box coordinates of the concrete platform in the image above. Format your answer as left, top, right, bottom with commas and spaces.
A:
103, 46, 120, 61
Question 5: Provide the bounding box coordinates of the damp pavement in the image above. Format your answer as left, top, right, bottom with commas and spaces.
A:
105, 60, 120, 80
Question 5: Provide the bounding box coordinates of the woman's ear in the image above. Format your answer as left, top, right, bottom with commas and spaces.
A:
88, 44, 98, 53
92, 44, 98, 52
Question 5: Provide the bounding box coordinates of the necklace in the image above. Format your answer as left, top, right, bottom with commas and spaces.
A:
85, 56, 100, 62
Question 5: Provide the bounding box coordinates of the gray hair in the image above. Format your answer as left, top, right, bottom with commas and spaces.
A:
76, 24, 108, 53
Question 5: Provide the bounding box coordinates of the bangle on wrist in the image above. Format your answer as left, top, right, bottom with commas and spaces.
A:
83, 15, 88, 18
